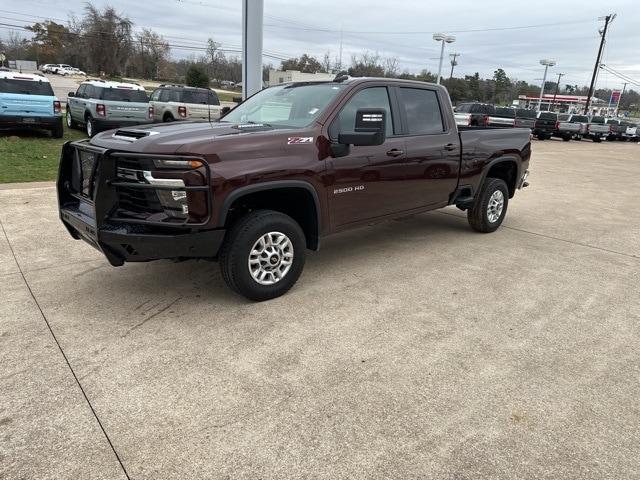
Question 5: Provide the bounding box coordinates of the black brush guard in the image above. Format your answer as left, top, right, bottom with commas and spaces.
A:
57, 140, 225, 266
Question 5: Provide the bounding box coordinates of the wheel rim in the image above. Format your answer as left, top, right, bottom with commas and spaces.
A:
86, 119, 92, 136
248, 231, 294, 286
66, 111, 71, 127
487, 190, 504, 223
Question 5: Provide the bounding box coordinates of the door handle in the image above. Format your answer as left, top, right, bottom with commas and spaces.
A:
444, 143, 458, 151
386, 149, 404, 157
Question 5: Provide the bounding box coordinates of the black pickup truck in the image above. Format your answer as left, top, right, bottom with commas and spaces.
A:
58, 77, 531, 300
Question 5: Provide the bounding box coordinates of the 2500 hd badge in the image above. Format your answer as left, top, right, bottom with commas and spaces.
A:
334, 185, 365, 194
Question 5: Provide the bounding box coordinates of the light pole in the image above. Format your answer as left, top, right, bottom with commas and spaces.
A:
537, 59, 556, 112
433, 33, 456, 84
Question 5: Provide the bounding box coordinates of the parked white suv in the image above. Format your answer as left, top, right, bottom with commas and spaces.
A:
149, 85, 222, 122
59, 67, 86, 76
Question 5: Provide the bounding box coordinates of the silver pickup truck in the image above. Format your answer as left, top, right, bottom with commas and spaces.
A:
553, 115, 581, 141
585, 115, 609, 143
559, 114, 589, 140
66, 80, 151, 137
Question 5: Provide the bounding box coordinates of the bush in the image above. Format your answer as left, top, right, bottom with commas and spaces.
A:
185, 64, 210, 88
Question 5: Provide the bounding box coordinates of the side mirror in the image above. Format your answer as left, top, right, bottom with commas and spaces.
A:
68, 92, 75, 97
338, 108, 386, 147
221, 106, 231, 115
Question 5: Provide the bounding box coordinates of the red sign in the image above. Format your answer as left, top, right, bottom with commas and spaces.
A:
610, 90, 621, 104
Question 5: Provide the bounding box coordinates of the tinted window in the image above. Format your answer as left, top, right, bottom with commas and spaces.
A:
337, 87, 394, 136
150, 89, 161, 101
208, 91, 220, 105
539, 112, 557, 120
158, 89, 170, 102
166, 89, 181, 102
456, 103, 471, 113
84, 85, 99, 98
571, 115, 588, 123
495, 107, 515, 118
100, 87, 148, 102
182, 90, 219, 105
516, 109, 536, 119
471, 104, 495, 114
0, 78, 54, 95
590, 116, 604, 124
76, 84, 87, 98
399, 88, 444, 134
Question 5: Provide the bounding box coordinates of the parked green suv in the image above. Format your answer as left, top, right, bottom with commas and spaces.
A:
66, 80, 151, 137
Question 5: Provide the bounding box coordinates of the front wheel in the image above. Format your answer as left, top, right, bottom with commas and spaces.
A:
467, 178, 509, 233
219, 210, 306, 301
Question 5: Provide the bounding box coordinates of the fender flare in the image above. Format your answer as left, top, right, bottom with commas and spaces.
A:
478, 156, 521, 197
218, 180, 322, 247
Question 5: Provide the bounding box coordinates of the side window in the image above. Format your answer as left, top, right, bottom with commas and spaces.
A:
399, 88, 445, 135
169, 90, 181, 102
336, 87, 394, 137
150, 89, 161, 101
85, 85, 99, 99
76, 85, 86, 98
209, 91, 220, 106
159, 89, 170, 102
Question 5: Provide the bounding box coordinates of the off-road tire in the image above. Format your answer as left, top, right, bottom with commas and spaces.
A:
467, 177, 509, 233
219, 209, 306, 301
51, 118, 64, 138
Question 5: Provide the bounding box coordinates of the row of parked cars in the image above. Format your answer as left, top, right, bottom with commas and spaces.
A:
454, 102, 639, 143
0, 72, 225, 138
40, 64, 87, 76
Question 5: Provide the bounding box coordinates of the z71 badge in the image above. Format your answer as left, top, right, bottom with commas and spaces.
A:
287, 137, 314, 144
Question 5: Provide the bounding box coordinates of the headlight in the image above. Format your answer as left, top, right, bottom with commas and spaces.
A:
152, 159, 202, 169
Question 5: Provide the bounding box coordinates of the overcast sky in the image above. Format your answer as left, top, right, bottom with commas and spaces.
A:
2, 0, 638, 88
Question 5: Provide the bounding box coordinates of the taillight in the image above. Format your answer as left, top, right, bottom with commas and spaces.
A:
96, 104, 106, 116
148, 106, 154, 119
555, 121, 559, 130
483, 115, 489, 127
53, 100, 61, 114
467, 115, 472, 126
608, 125, 612, 133
178, 106, 187, 118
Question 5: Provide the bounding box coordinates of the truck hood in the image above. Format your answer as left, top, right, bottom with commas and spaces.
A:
89, 121, 284, 155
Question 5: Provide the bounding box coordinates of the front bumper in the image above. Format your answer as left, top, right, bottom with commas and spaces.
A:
57, 141, 222, 266
0, 115, 62, 129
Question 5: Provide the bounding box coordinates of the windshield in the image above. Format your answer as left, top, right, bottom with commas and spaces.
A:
100, 88, 148, 102
0, 78, 54, 95
222, 83, 346, 127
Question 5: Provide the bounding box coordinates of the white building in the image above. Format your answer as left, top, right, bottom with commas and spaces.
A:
268, 69, 334, 86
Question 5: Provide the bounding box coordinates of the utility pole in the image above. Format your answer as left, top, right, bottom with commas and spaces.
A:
615, 82, 627, 117
551, 72, 565, 111
449, 52, 460, 79
584, 14, 615, 115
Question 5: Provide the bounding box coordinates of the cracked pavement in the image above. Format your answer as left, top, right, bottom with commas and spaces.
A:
1, 140, 639, 479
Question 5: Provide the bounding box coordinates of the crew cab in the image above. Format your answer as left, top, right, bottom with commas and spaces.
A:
553, 115, 581, 141
514, 109, 536, 130
488, 107, 516, 128
559, 114, 589, 140
585, 116, 608, 142
533, 111, 557, 140
453, 102, 494, 127
0, 71, 63, 137
57, 77, 531, 300
66, 79, 151, 137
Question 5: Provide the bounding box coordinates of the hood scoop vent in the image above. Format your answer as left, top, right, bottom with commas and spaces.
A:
112, 129, 158, 142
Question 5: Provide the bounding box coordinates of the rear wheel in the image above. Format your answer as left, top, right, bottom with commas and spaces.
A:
163, 113, 174, 122
537, 133, 547, 140
467, 178, 509, 233
51, 118, 63, 138
220, 210, 306, 301
85, 115, 96, 137
593, 136, 602, 143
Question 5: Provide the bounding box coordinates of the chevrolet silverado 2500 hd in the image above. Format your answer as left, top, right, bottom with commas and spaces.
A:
58, 77, 531, 300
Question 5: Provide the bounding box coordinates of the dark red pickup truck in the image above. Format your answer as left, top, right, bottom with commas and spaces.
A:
58, 77, 531, 300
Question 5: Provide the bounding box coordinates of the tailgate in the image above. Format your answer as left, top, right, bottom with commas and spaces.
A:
0, 93, 55, 117
106, 101, 149, 120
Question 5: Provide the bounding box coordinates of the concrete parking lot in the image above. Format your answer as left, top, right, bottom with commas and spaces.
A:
1, 139, 639, 479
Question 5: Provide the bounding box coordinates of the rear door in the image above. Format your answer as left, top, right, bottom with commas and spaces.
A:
327, 85, 409, 227
397, 86, 460, 207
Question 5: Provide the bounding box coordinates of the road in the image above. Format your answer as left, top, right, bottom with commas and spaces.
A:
1, 139, 639, 479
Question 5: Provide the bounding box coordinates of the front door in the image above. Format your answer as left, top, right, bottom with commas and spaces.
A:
327, 86, 413, 228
